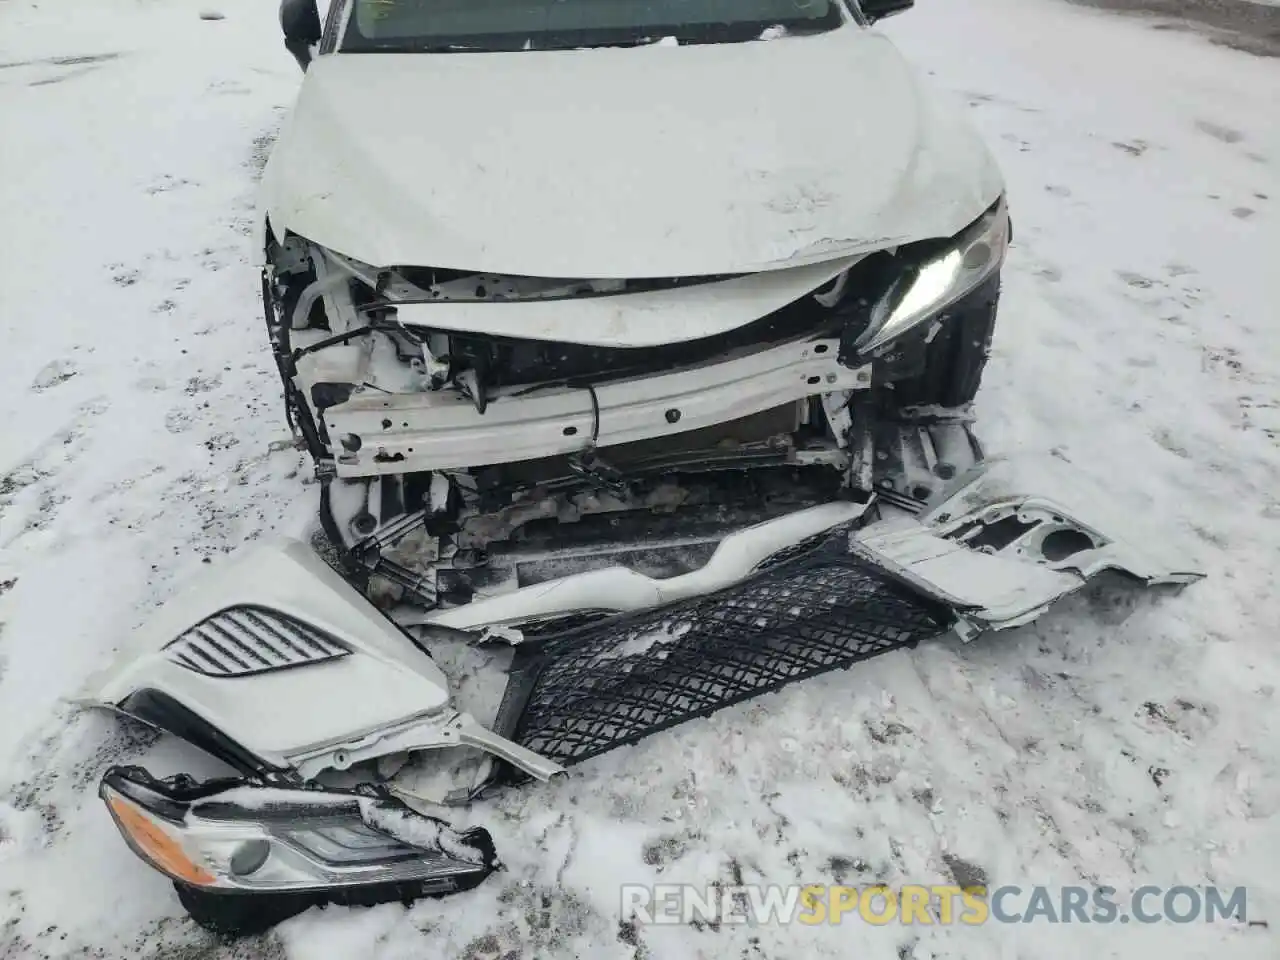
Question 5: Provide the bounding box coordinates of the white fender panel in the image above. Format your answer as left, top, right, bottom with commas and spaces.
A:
79, 540, 455, 771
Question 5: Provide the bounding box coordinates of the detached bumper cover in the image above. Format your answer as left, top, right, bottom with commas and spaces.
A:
82, 458, 1203, 786
78, 539, 562, 784
82, 457, 1202, 933
491, 457, 1203, 771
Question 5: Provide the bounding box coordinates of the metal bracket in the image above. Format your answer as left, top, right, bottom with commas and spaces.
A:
821, 390, 854, 448
287, 710, 565, 784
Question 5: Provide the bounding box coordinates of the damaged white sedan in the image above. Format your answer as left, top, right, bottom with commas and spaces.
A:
263, 0, 1009, 605
81, 0, 1201, 936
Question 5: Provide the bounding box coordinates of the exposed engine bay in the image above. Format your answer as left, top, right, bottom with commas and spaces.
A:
262, 197, 1009, 614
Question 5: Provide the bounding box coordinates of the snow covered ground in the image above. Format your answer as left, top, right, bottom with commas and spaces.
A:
1067, 0, 1280, 55
1, 0, 1277, 957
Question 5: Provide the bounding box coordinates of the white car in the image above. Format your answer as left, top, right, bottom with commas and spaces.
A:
259, 0, 1011, 611
82, 0, 1200, 937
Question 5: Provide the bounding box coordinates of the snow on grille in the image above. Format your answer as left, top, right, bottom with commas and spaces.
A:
494, 524, 952, 771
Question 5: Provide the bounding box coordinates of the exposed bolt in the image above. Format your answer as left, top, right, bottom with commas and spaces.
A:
826, 373, 837, 383
351, 512, 377, 537
665, 408, 682, 424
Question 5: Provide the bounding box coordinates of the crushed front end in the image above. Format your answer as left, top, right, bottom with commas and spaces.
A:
262, 197, 1010, 615
79, 196, 1204, 934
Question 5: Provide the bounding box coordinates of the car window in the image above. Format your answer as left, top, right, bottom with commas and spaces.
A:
342, 0, 843, 51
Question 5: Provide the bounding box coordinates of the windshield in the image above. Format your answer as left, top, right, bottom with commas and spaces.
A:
341, 0, 844, 52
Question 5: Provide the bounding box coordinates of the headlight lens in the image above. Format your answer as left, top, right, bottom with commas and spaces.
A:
100, 767, 496, 894
854, 196, 1010, 357
104, 790, 217, 886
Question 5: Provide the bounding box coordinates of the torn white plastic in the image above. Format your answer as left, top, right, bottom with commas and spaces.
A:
78, 459, 1198, 794
77, 540, 562, 783
414, 456, 1201, 636
851, 457, 1203, 633
321, 337, 871, 477
378, 257, 862, 348
415, 501, 870, 632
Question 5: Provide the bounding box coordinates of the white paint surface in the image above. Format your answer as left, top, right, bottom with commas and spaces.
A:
261, 23, 1004, 277
80, 539, 455, 768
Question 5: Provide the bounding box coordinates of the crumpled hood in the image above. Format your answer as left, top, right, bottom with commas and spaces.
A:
260, 25, 1004, 278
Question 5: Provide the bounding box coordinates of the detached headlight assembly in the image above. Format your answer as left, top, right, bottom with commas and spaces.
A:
854, 196, 1010, 358
100, 766, 498, 936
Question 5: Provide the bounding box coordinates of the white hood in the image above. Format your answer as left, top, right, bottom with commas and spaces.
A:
261, 25, 1003, 279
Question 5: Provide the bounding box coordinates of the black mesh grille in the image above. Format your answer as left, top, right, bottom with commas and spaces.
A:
494, 527, 951, 772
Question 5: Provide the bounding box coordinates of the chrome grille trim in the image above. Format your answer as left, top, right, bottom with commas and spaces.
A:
165, 606, 350, 677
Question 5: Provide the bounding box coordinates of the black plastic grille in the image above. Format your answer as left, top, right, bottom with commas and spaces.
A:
165, 606, 349, 677
494, 527, 952, 771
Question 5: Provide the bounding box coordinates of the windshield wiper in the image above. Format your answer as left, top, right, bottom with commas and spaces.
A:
350, 42, 508, 54
345, 17, 838, 56
543, 35, 676, 49
528, 22, 836, 51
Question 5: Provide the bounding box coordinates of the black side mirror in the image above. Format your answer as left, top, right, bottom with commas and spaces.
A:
860, 0, 914, 23
281, 0, 323, 71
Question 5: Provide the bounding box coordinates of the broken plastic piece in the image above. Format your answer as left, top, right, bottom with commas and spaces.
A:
414, 501, 871, 632
852, 456, 1203, 631
492, 456, 1202, 769
76, 540, 563, 784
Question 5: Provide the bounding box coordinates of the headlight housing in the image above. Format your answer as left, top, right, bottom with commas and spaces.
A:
100, 767, 498, 935
854, 196, 1010, 358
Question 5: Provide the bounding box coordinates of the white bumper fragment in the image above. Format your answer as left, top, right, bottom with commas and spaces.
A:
412, 457, 1202, 636
77, 540, 563, 784
853, 457, 1204, 633
416, 500, 872, 631
78, 456, 1201, 795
